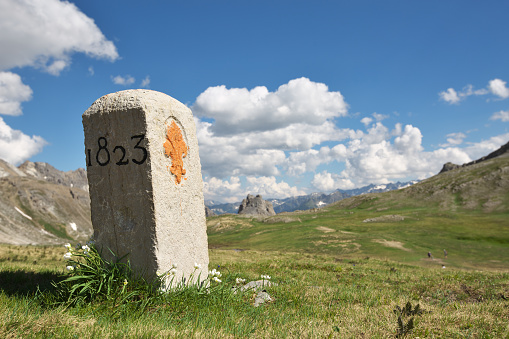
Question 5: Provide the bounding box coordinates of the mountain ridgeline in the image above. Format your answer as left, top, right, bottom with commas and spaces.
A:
206, 181, 419, 215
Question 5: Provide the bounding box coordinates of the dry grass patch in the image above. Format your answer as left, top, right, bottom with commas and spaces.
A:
372, 239, 411, 252
206, 216, 254, 232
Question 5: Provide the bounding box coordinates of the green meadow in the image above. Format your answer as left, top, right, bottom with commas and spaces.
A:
1, 199, 508, 338
208, 198, 509, 272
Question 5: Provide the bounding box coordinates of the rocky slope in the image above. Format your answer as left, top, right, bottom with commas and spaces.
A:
0, 160, 92, 245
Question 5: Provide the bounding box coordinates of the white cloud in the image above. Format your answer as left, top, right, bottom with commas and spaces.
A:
488, 79, 509, 99
0, 72, 33, 116
245, 176, 306, 199
140, 76, 150, 88
439, 88, 460, 104
194, 78, 509, 202
112, 75, 135, 86
311, 171, 355, 191
490, 110, 509, 122
192, 77, 348, 136
0, 117, 47, 165
286, 144, 348, 176
361, 117, 372, 126
329, 124, 475, 186
372, 112, 388, 121
440, 80, 507, 104
88, 66, 95, 76
440, 132, 467, 147
462, 133, 509, 160
203, 175, 305, 202
203, 176, 242, 203
0, 0, 118, 75
195, 78, 352, 179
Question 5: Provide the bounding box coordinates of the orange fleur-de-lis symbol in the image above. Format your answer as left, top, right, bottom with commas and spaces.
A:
163, 121, 187, 184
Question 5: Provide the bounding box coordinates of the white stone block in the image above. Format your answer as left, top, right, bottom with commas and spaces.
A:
83, 90, 209, 283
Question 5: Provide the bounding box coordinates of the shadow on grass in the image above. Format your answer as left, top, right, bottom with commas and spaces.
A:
0, 269, 62, 296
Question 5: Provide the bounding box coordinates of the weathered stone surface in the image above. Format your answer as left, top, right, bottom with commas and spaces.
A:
238, 194, 276, 216
82, 89, 209, 282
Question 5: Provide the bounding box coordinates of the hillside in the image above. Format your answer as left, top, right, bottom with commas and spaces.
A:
207, 144, 509, 271
0, 160, 92, 245
329, 144, 509, 213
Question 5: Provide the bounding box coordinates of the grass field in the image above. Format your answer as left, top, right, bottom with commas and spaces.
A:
1, 200, 508, 338
207, 198, 509, 272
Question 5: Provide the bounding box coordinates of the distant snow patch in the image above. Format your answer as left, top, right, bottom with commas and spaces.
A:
69, 222, 77, 231
316, 201, 326, 207
15, 207, 32, 220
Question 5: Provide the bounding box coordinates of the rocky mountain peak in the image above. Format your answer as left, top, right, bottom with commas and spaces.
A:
238, 194, 276, 216
18, 161, 89, 191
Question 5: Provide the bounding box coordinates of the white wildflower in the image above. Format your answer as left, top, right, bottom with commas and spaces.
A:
236, 277, 246, 285
123, 279, 128, 286
261, 274, 271, 280
172, 263, 178, 269
209, 268, 221, 277
63, 252, 72, 260
66, 265, 74, 271
194, 262, 201, 270
212, 276, 222, 283
64, 243, 72, 251
82, 245, 90, 252
169, 268, 177, 276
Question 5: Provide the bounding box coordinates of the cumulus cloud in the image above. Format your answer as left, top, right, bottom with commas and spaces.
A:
203, 176, 242, 203
439, 80, 509, 104
0, 0, 118, 74
488, 79, 509, 99
195, 78, 351, 179
439, 85, 488, 104
202, 175, 304, 202
286, 144, 348, 176
0, 117, 47, 165
361, 117, 373, 126
140, 76, 151, 88
0, 72, 33, 116
195, 78, 509, 201
490, 110, 509, 122
461, 133, 509, 160
0, 0, 119, 165
244, 176, 306, 199
440, 132, 467, 147
192, 77, 348, 136
112, 75, 135, 86
312, 171, 355, 191
439, 88, 460, 104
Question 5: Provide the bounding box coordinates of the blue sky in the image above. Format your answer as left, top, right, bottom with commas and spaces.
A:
1, 0, 509, 202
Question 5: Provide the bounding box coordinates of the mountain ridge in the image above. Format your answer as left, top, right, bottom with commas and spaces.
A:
206, 181, 419, 215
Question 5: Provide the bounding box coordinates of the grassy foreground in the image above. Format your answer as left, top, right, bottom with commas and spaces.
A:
0, 244, 508, 338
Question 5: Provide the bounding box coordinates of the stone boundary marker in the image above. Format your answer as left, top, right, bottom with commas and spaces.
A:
82, 89, 209, 283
